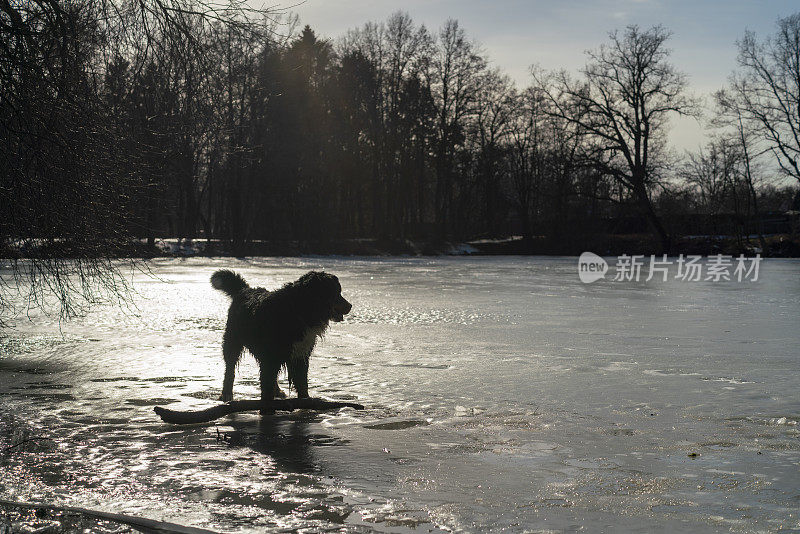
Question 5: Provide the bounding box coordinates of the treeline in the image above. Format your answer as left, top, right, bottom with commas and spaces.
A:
3, 4, 800, 258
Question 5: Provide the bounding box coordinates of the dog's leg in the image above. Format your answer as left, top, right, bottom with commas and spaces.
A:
220, 331, 242, 402
273, 379, 287, 398
258, 360, 281, 415
288, 355, 311, 399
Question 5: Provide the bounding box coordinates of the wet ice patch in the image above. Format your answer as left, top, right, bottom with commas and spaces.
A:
364, 420, 429, 430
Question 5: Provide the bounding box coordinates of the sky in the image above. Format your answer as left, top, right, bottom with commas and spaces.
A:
278, 0, 798, 153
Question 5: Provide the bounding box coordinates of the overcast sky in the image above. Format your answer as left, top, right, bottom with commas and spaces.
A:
283, 0, 798, 152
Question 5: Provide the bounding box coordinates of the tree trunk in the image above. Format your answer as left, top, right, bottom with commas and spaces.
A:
634, 182, 670, 253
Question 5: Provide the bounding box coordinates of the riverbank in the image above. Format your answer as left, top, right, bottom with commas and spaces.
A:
3, 233, 800, 258
467, 233, 800, 257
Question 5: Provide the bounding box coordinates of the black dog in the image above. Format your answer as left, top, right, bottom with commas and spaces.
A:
211, 270, 352, 404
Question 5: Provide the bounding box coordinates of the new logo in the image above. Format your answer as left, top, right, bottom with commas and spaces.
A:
578, 252, 608, 283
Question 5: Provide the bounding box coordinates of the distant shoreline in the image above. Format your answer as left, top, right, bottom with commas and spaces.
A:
5, 234, 799, 259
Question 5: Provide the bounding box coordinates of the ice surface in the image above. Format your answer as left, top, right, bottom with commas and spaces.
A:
1, 256, 798, 532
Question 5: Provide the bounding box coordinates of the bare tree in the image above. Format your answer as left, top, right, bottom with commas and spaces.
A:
679, 140, 738, 217
380, 13, 432, 237
535, 25, 698, 252
430, 19, 487, 237
680, 135, 765, 248
726, 13, 800, 185
338, 12, 433, 238
471, 69, 515, 235
507, 85, 549, 241
714, 90, 770, 250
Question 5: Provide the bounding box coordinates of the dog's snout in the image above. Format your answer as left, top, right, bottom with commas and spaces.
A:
338, 296, 352, 314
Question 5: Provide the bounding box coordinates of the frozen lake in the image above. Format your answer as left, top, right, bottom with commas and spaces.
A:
1, 256, 798, 532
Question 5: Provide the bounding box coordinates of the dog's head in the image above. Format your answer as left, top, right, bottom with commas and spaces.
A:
295, 271, 352, 323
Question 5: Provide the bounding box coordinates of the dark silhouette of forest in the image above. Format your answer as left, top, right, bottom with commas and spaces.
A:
2, 3, 800, 262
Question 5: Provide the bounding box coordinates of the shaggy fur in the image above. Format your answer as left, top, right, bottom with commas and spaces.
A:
211, 269, 352, 403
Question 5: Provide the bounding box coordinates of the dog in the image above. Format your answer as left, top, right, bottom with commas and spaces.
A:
211, 269, 352, 404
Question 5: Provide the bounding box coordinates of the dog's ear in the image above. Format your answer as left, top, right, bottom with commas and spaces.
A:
297, 271, 324, 285
298, 271, 340, 294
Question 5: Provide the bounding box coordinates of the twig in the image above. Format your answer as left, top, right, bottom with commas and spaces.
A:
2, 437, 53, 453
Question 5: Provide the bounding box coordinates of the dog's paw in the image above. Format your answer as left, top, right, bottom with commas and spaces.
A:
274, 388, 287, 399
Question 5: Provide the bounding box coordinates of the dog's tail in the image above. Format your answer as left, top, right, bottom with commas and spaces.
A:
211, 270, 249, 298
